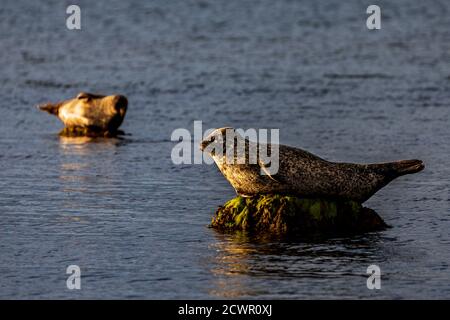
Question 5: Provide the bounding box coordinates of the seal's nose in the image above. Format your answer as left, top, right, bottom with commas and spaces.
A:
114, 95, 128, 117
200, 140, 208, 151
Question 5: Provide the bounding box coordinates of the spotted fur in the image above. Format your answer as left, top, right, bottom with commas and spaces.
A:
201, 128, 424, 203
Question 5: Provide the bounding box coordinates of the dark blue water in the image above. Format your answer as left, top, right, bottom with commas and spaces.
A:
0, 0, 449, 299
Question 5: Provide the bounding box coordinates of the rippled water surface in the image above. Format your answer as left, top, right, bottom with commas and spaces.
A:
0, 0, 449, 299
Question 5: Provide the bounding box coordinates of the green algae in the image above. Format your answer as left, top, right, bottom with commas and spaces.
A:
211, 194, 387, 235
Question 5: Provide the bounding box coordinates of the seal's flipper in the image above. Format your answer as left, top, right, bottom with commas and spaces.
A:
76, 92, 105, 101
369, 159, 425, 179
258, 160, 281, 183
392, 159, 425, 175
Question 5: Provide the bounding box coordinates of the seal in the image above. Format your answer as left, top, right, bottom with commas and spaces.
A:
38, 92, 128, 136
200, 127, 424, 203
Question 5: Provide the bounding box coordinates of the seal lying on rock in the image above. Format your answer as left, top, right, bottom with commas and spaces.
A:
38, 92, 128, 137
200, 127, 424, 203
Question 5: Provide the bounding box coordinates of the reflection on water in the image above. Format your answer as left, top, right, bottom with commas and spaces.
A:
208, 232, 269, 298
57, 136, 128, 219
207, 231, 384, 298
59, 135, 126, 149
59, 136, 97, 146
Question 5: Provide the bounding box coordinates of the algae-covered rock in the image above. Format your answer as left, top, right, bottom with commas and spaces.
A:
211, 195, 387, 235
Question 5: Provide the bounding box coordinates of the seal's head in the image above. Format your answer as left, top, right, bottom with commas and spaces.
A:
38, 92, 128, 132
200, 127, 234, 156
200, 127, 254, 165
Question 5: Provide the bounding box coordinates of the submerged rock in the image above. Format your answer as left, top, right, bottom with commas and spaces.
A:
59, 127, 124, 138
211, 195, 387, 235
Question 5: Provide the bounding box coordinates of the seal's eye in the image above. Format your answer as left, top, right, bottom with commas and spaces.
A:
210, 136, 215, 143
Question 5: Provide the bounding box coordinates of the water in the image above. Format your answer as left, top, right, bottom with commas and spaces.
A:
0, 0, 449, 299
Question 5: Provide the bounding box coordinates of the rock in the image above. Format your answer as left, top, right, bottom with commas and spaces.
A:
59, 127, 124, 138
210, 195, 387, 235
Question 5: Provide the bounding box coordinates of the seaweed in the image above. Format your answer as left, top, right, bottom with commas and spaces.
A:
211, 195, 387, 235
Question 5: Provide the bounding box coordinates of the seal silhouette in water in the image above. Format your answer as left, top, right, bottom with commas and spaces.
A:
200, 127, 424, 203
38, 92, 128, 136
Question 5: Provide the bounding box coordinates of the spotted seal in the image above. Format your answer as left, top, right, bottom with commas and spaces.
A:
200, 127, 424, 203
38, 92, 128, 136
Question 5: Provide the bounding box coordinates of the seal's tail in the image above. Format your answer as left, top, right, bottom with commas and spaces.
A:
37, 103, 60, 115
392, 159, 425, 175
370, 159, 425, 178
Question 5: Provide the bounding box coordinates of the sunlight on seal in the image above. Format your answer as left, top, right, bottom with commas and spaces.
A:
38, 92, 128, 137
201, 127, 425, 203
